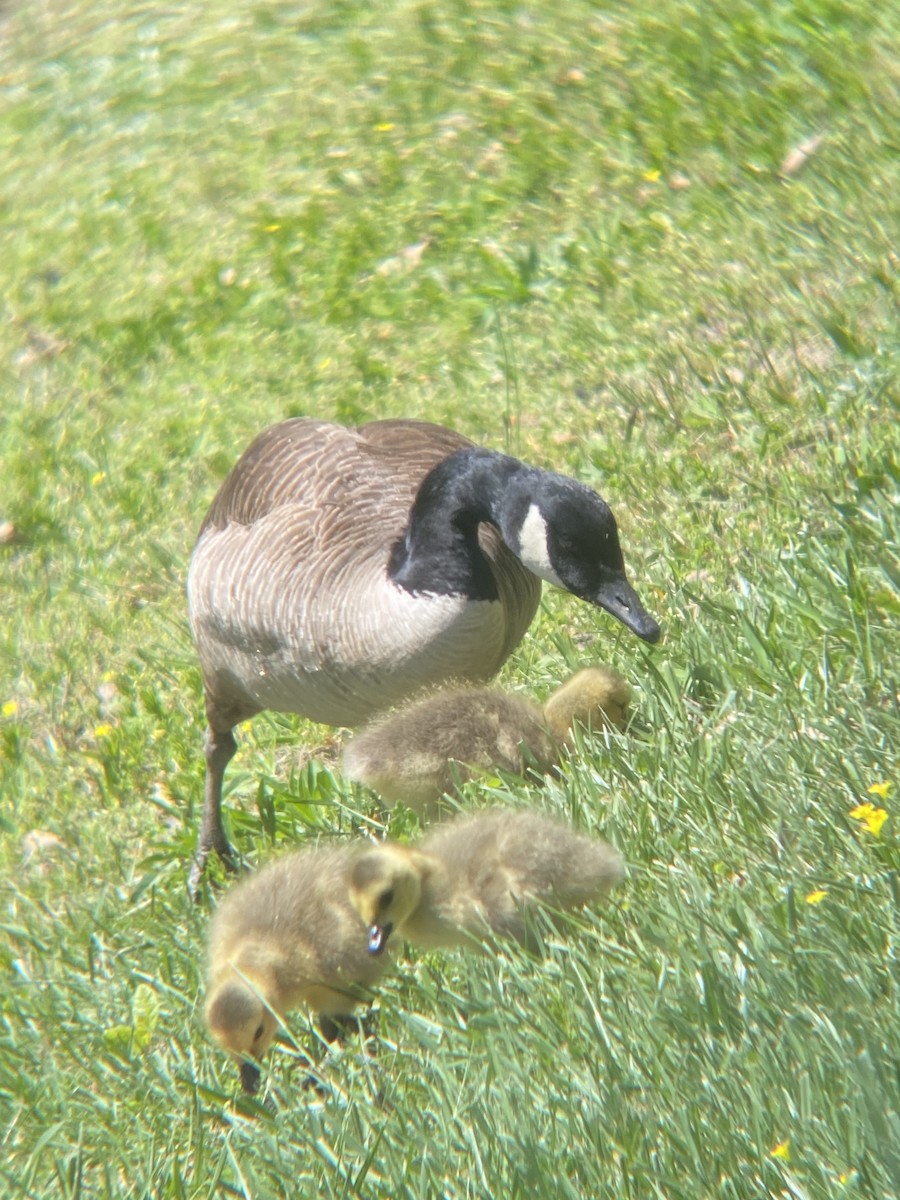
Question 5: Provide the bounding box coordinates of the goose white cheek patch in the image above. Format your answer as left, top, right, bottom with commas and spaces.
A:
516, 504, 565, 588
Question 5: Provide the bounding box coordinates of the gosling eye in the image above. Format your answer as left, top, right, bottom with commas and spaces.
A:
253, 1023, 264, 1043
379, 888, 394, 911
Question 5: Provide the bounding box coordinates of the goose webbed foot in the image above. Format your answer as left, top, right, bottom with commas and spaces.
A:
188, 834, 240, 901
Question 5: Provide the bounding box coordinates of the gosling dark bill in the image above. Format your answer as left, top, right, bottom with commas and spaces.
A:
368, 922, 393, 955
239, 1059, 262, 1095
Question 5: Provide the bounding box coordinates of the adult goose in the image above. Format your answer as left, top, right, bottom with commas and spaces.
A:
187, 417, 659, 889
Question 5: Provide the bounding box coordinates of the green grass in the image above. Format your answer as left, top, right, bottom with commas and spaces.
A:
1, 0, 898, 1195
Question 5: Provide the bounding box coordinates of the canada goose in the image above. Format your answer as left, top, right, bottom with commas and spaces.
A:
343, 664, 633, 815
348, 809, 623, 954
188, 417, 659, 887
204, 844, 386, 1094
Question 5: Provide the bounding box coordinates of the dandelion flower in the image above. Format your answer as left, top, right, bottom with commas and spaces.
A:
805, 889, 827, 905
2, 700, 19, 718
867, 781, 892, 800
771, 1139, 790, 1161
93, 723, 114, 739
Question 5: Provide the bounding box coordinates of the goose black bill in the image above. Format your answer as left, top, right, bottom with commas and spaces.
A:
594, 572, 661, 643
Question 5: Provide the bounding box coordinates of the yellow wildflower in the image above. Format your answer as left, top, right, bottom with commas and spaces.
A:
805, 889, 827, 905
864, 808, 888, 835
375, 122, 395, 132
91, 471, 107, 486
93, 723, 114, 739
771, 1139, 790, 1161
850, 803, 888, 836
642, 168, 661, 182
867, 781, 892, 800
2, 700, 19, 718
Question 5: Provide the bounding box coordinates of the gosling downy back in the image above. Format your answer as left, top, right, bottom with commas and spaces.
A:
348, 809, 623, 953
343, 664, 632, 815
205, 843, 387, 1092
187, 416, 658, 886
343, 687, 557, 813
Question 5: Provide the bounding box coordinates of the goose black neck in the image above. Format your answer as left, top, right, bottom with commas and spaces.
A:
388, 448, 528, 599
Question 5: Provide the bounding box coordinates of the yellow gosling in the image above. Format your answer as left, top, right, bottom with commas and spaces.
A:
348, 808, 623, 955
343, 665, 632, 815
205, 845, 388, 1094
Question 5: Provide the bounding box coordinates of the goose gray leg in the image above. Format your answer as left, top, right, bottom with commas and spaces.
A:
188, 725, 238, 897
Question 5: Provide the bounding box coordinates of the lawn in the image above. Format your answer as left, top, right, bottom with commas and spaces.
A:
1, 0, 898, 1196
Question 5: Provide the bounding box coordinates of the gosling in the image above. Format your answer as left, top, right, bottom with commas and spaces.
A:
348, 808, 623, 955
205, 844, 388, 1094
343, 665, 632, 815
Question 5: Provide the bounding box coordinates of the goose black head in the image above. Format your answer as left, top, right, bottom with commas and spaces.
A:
502, 471, 661, 643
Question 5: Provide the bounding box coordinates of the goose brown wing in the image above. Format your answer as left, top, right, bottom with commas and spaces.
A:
199, 418, 474, 535
357, 417, 475, 464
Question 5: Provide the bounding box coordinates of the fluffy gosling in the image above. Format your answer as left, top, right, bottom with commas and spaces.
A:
348, 808, 623, 955
343, 665, 632, 815
205, 845, 387, 1094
